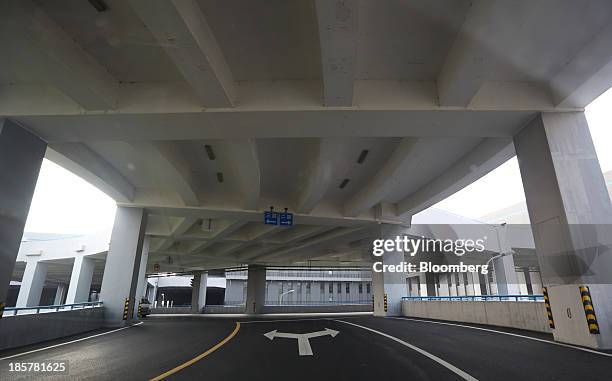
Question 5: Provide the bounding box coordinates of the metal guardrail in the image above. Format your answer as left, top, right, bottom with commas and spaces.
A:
402, 295, 544, 302
3, 301, 103, 316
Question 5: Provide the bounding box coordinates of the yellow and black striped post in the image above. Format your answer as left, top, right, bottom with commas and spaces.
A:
542, 287, 555, 329
137, 304, 142, 318
122, 297, 130, 320
383, 293, 388, 313
579, 286, 600, 334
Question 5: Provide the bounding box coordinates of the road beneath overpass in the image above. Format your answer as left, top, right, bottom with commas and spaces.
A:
1, 315, 611, 380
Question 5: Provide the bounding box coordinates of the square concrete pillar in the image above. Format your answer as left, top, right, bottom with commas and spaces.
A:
133, 238, 149, 318
492, 254, 520, 296
16, 261, 48, 307
191, 272, 208, 313
54, 283, 67, 305
0, 119, 46, 314
515, 111, 612, 349
372, 224, 408, 317
65, 256, 95, 304
100, 207, 147, 326
245, 266, 266, 314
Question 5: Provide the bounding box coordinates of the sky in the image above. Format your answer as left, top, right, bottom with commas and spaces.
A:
429, 86, 612, 221
23, 88, 612, 234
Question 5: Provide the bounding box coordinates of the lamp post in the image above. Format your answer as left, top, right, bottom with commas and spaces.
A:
279, 289, 295, 305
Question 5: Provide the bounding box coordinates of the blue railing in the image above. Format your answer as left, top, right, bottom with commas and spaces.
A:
402, 295, 544, 302
265, 300, 372, 306
3, 301, 103, 316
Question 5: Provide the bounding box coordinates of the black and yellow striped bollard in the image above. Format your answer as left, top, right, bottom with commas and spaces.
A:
579, 286, 600, 334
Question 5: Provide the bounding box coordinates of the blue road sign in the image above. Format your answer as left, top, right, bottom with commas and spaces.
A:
264, 211, 279, 225
279, 212, 293, 227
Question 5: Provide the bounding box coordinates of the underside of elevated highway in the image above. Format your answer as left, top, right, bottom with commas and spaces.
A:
2, 0, 612, 379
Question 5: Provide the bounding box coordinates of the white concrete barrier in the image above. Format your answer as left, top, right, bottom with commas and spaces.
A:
401, 300, 551, 333
0, 307, 105, 351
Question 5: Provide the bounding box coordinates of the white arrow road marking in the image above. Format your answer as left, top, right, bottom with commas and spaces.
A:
263, 328, 340, 356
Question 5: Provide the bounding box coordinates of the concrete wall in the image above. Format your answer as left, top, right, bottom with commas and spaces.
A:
263, 304, 372, 314
0, 307, 105, 351
402, 300, 551, 333
202, 303, 372, 314
150, 307, 193, 314
203, 305, 245, 314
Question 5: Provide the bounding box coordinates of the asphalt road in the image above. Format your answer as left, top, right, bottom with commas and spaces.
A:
1, 315, 611, 380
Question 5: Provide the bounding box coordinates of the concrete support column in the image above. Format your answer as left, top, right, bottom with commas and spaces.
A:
149, 278, 159, 305
133, 238, 150, 318
16, 261, 48, 307
54, 283, 67, 305
515, 112, 612, 349
66, 256, 95, 304
424, 272, 437, 297
523, 269, 533, 295
0, 119, 46, 314
492, 255, 519, 295
437, 274, 450, 296
99, 207, 147, 326
470, 272, 482, 296
373, 225, 408, 317
191, 272, 208, 313
245, 266, 266, 314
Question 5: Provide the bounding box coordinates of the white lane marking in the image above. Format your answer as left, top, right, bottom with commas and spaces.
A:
241, 318, 330, 324
389, 317, 612, 358
0, 322, 144, 361
263, 328, 339, 356
335, 320, 478, 381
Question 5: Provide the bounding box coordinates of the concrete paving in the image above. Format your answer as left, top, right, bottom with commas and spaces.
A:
1, 315, 611, 380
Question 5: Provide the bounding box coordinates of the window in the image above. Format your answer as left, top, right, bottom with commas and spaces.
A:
306, 282, 311, 294
329, 283, 333, 293
345, 283, 350, 294
337, 282, 341, 294
358, 283, 363, 294
366, 283, 371, 294
320, 283, 325, 294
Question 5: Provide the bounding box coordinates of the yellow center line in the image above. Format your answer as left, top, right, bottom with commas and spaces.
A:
149, 322, 241, 381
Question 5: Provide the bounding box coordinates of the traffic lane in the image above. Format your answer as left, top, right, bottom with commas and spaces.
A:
345, 316, 612, 381
0, 318, 236, 381
172, 318, 465, 381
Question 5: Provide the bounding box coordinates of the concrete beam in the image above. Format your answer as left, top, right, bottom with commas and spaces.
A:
255, 226, 372, 262
396, 138, 515, 216
133, 203, 379, 228
210, 224, 280, 258
128, 141, 200, 206
156, 217, 199, 252
46, 143, 135, 203
129, 0, 235, 107
344, 138, 419, 217
437, 1, 494, 107
223, 140, 261, 210
297, 138, 346, 213
188, 220, 248, 254
2, 1, 118, 110
550, 22, 612, 108
237, 226, 335, 261
314, 0, 358, 106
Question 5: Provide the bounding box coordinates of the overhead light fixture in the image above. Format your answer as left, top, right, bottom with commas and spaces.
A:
88, 0, 108, 12
357, 149, 369, 164
339, 179, 350, 189
216, 172, 224, 183
204, 145, 216, 160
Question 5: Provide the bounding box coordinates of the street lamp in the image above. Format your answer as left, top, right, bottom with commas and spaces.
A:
279, 289, 295, 305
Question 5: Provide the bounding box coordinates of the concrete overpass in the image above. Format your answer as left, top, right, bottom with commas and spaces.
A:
2, 0, 612, 378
